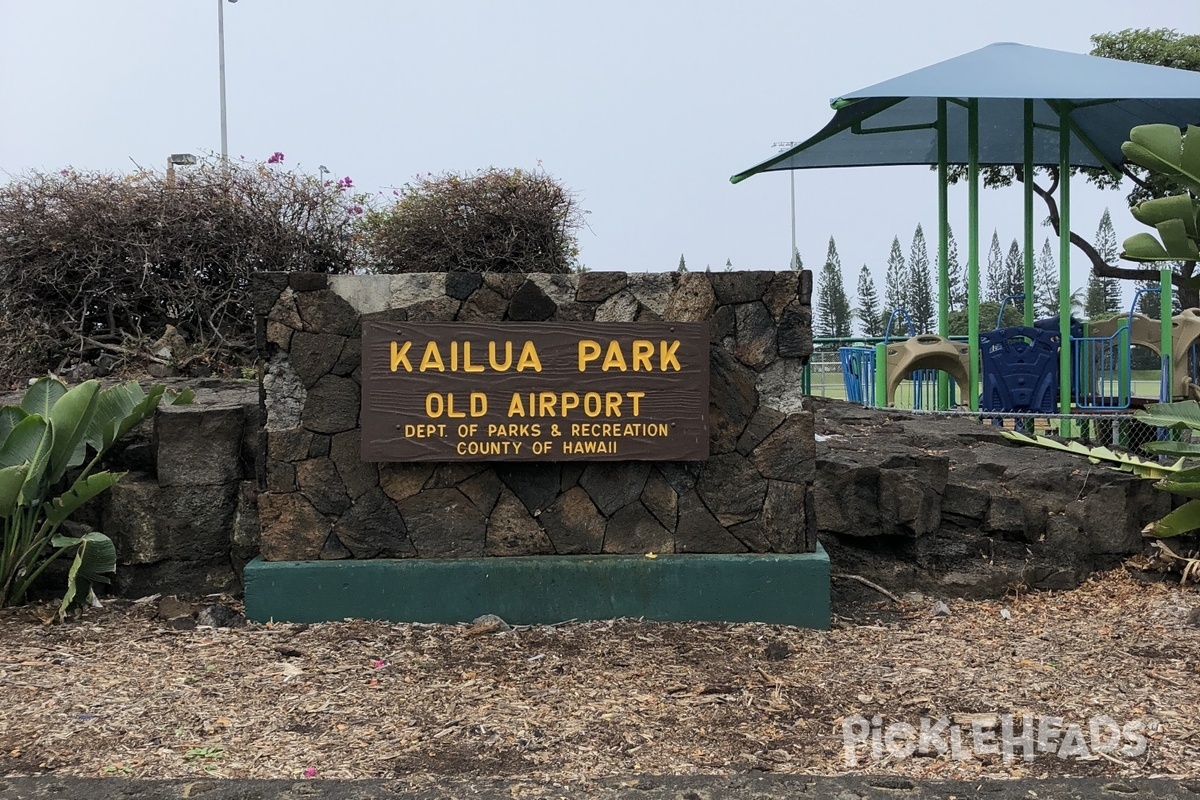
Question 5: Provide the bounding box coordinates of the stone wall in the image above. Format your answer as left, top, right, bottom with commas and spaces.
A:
91, 381, 261, 597
251, 270, 817, 561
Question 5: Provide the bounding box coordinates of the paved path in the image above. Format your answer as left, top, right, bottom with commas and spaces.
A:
3, 776, 1200, 800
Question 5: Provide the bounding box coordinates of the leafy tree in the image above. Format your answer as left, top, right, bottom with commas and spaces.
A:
947, 301, 1024, 336
1003, 239, 1024, 300
724, 258, 733, 272
677, 254, 687, 273
985, 231, 1005, 302
855, 264, 883, 337
0, 155, 363, 380
1035, 237, 1059, 317
360, 167, 584, 274
790, 248, 803, 271
816, 237, 852, 338
883, 236, 907, 333
907, 224, 935, 333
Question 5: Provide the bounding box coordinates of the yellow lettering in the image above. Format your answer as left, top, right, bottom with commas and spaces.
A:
578, 340, 601, 371
445, 392, 466, 418
517, 341, 542, 372
463, 341, 484, 372
602, 340, 627, 371
584, 392, 602, 417
419, 342, 444, 372
390, 341, 412, 372
489, 341, 513, 371
632, 340, 654, 371
426, 393, 444, 417
561, 392, 580, 415
627, 391, 645, 416
450, 341, 459, 371
605, 391, 623, 417
659, 340, 681, 371
507, 393, 526, 417
470, 392, 487, 416
538, 392, 558, 416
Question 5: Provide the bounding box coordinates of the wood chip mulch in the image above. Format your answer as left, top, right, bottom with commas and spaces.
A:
1, 569, 1197, 785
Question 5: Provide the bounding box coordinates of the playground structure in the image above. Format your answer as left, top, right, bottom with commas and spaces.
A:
840, 278, 1200, 418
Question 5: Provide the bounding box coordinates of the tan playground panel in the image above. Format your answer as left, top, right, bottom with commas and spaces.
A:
884, 335, 971, 406
1089, 310, 1200, 400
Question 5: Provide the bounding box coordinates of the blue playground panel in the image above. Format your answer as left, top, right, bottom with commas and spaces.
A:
839, 347, 875, 405
979, 326, 1061, 413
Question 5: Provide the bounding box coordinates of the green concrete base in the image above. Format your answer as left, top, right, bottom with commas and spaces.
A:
244, 546, 829, 629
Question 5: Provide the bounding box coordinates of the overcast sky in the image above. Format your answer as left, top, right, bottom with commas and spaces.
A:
0, 1, 1193, 305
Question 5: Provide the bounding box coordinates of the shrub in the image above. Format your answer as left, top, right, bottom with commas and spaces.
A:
359, 167, 585, 274
0, 156, 364, 381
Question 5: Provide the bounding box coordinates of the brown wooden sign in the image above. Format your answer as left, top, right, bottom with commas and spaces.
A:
360, 321, 709, 462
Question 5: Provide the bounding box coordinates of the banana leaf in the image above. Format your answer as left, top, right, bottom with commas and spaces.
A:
19, 378, 66, 418
1121, 124, 1200, 194
1001, 430, 1181, 478
1141, 440, 1200, 457
46, 380, 100, 483
1131, 194, 1199, 237
52, 532, 116, 619
1135, 401, 1200, 430
0, 464, 29, 519
1143, 498, 1200, 538
43, 471, 126, 526
0, 406, 28, 445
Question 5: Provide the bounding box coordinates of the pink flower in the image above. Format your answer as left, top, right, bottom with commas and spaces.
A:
338, 176, 353, 189
372, 659, 385, 669
267, 151, 285, 164
302, 767, 318, 779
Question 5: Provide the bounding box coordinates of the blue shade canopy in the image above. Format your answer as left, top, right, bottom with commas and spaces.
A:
731, 42, 1200, 182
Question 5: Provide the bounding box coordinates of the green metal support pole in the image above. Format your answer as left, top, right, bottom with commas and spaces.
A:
967, 99, 980, 411
1023, 100, 1034, 326
1162, 267, 1173, 400
937, 99, 950, 409
1057, 104, 1072, 434
874, 342, 889, 409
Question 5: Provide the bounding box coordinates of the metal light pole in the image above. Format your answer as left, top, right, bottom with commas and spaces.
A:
217, 0, 238, 159
166, 153, 198, 189
773, 141, 800, 268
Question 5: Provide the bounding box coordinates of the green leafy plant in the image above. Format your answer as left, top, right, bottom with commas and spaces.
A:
1120, 124, 1200, 264
183, 745, 225, 773
1004, 400, 1200, 539
0, 378, 192, 617
1129, 400, 1200, 537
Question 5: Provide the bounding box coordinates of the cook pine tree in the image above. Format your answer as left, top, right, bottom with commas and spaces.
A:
907, 223, 935, 333
855, 264, 884, 337
944, 224, 965, 310
985, 231, 1005, 302
883, 236, 907, 336
816, 236, 852, 338
1003, 239, 1024, 300
1084, 209, 1123, 317
1035, 237, 1059, 317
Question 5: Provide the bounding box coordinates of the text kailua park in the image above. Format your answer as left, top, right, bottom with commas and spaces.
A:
360, 322, 709, 462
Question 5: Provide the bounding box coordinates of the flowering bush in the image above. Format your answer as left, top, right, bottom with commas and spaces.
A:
0, 155, 366, 380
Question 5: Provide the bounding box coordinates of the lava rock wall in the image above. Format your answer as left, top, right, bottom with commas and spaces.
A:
251, 271, 817, 561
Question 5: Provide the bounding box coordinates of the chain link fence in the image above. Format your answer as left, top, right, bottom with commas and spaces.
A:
803, 342, 1185, 455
